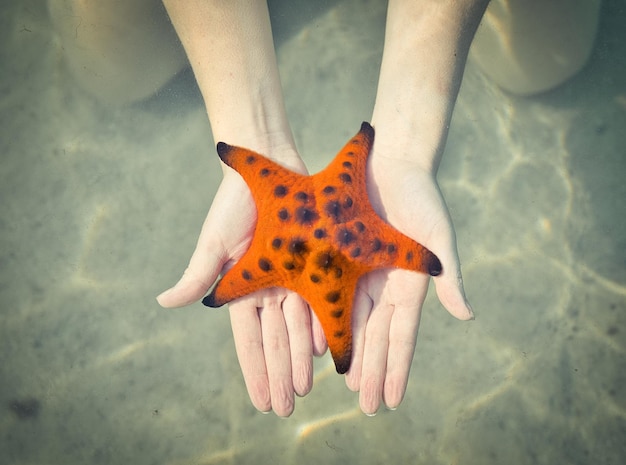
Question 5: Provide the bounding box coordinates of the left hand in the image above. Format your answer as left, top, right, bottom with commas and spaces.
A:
345, 149, 474, 415
157, 150, 327, 417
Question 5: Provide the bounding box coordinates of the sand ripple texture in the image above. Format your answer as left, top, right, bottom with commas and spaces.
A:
1, 1, 624, 464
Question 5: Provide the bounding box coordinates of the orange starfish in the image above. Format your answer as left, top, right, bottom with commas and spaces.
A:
203, 122, 441, 374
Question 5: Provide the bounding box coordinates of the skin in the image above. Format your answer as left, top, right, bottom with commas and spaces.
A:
471, 0, 601, 95
157, 0, 488, 416
350, 0, 489, 414
157, 1, 314, 418
51, 0, 597, 417
48, 0, 187, 104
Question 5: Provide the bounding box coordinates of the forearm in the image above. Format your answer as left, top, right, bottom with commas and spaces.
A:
371, 0, 489, 173
162, 0, 296, 159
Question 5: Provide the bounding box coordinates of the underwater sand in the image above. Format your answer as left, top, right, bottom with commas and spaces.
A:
1, 0, 625, 464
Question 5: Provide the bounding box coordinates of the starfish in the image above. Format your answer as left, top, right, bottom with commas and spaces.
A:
203, 122, 441, 374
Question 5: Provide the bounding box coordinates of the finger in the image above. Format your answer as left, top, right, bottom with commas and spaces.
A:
157, 174, 255, 308
228, 296, 271, 413
429, 221, 474, 321
382, 281, 426, 410
432, 246, 473, 320
310, 308, 328, 357
282, 292, 313, 397
257, 290, 295, 417
358, 297, 394, 416
156, 246, 225, 307
344, 284, 372, 392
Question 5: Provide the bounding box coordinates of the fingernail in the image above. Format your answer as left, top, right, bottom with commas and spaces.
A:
156, 287, 178, 307
156, 289, 171, 302
466, 300, 475, 320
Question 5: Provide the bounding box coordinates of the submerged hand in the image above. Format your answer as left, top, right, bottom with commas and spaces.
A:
346, 151, 473, 415
157, 155, 326, 417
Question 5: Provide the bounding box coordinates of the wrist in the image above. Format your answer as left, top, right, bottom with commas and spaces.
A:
371, 0, 489, 173
164, 0, 299, 165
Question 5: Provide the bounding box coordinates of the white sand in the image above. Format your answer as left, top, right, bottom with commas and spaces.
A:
1, 0, 625, 464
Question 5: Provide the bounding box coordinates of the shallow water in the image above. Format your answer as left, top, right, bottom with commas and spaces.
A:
1, 1, 625, 464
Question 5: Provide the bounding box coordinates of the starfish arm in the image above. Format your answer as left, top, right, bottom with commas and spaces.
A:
296, 251, 363, 374
345, 218, 442, 276
216, 142, 306, 204
202, 251, 286, 307
376, 222, 442, 275
318, 121, 373, 188
314, 122, 372, 226
201, 216, 326, 307
312, 121, 442, 277
307, 287, 355, 375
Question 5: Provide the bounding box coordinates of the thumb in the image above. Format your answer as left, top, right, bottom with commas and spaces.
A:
430, 222, 474, 321
156, 245, 226, 308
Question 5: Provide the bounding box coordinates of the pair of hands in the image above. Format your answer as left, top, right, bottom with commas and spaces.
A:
157, 140, 472, 417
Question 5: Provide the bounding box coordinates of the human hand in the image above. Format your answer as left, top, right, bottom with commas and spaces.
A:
157, 152, 327, 417
345, 149, 473, 415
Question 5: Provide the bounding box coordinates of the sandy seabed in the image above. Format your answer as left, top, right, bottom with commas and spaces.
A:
1, 1, 625, 464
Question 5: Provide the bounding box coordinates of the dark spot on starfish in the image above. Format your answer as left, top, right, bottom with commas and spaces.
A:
325, 200, 341, 221
216, 142, 230, 157
246, 155, 256, 164
360, 121, 375, 140
294, 191, 309, 202
242, 270, 252, 281
202, 292, 217, 307
314, 228, 326, 239
325, 290, 341, 303
346, 151, 355, 157
406, 251, 414, 262
337, 228, 356, 246
342, 161, 353, 169
334, 330, 345, 338
343, 196, 353, 209
310, 274, 321, 283
271, 238, 282, 250
322, 185, 336, 195
350, 247, 361, 258
315, 251, 333, 270
335, 352, 351, 374
283, 261, 295, 270
295, 206, 319, 225
278, 208, 290, 221
288, 238, 307, 255
334, 267, 343, 279
339, 173, 352, 184
354, 221, 365, 232
428, 256, 443, 276
260, 168, 270, 177
331, 309, 344, 318
258, 258, 272, 272
372, 238, 382, 252
387, 244, 397, 254
274, 185, 288, 197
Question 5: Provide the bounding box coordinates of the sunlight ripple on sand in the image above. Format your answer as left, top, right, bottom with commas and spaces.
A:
166, 445, 249, 465
98, 331, 185, 367
71, 202, 110, 288
296, 406, 361, 441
